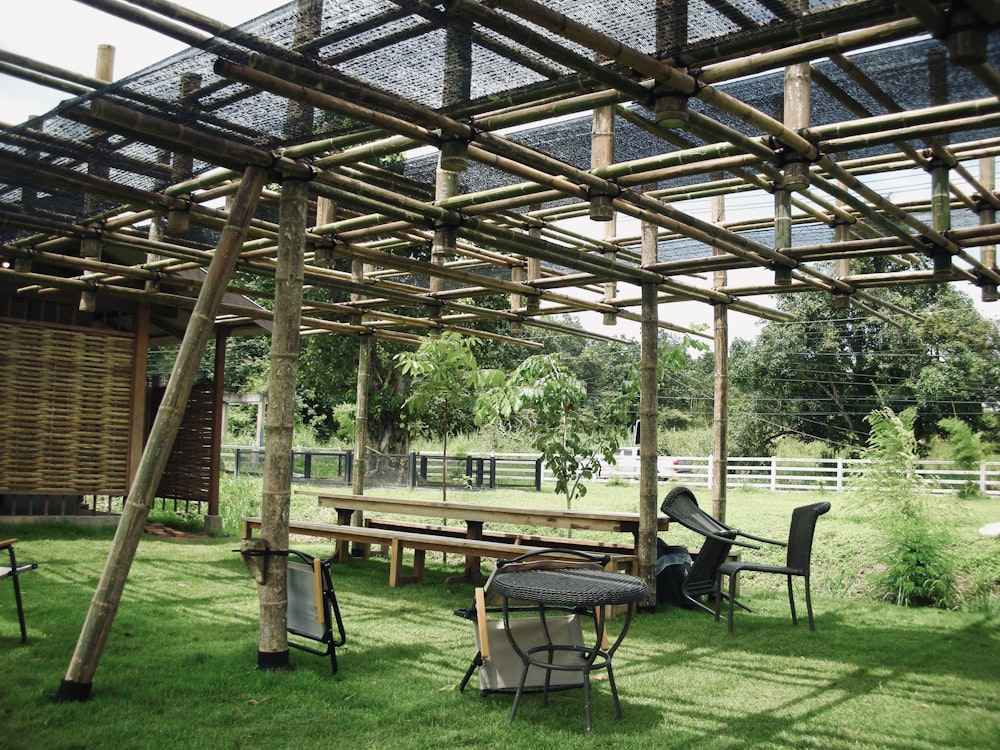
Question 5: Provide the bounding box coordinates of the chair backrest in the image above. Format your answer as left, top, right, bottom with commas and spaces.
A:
784, 502, 832, 573
660, 486, 732, 539
684, 530, 736, 598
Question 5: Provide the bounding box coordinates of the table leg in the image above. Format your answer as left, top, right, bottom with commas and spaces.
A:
333, 508, 354, 563
445, 520, 487, 584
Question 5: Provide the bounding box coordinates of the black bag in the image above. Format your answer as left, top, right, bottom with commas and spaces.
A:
655, 538, 694, 608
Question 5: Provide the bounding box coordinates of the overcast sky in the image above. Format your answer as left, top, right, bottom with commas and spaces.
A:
1, 0, 282, 124
2, 1, 996, 342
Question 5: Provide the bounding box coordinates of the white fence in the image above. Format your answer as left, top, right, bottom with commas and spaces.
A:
587, 455, 1000, 496
223, 446, 1000, 496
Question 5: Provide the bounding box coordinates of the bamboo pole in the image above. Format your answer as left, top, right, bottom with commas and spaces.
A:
710, 184, 728, 521
979, 157, 998, 301
591, 103, 618, 323
55, 164, 267, 702
638, 218, 658, 609
256, 174, 308, 671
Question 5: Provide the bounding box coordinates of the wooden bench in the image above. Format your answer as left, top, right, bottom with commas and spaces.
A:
242, 517, 637, 587
363, 518, 636, 556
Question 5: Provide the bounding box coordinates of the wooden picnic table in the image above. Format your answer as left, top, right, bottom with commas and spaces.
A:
303, 491, 669, 583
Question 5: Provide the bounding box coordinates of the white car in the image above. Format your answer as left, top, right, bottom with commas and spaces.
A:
602, 447, 679, 480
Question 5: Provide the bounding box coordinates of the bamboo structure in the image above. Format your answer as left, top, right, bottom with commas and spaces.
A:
55, 165, 267, 701
1, 0, 999, 693
638, 219, 659, 608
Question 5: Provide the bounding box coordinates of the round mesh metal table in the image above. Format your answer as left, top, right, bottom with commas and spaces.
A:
491, 568, 648, 733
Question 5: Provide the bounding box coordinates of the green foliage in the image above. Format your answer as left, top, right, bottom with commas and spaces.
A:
730, 278, 1000, 452
396, 333, 499, 498
853, 405, 957, 608
938, 417, 984, 498
330, 402, 358, 446
475, 353, 636, 509
874, 517, 956, 608
853, 405, 924, 516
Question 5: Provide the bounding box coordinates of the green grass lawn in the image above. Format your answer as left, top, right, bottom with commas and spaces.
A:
1, 483, 998, 749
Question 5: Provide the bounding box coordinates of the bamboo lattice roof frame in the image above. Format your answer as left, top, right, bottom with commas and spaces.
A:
1, 0, 999, 347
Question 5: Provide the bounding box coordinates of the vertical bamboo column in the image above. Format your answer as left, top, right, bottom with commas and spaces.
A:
591, 103, 618, 324
774, 50, 810, 285
351, 252, 372, 528
353, 328, 372, 499
510, 260, 525, 335
256, 1, 319, 668
80, 44, 115, 313
929, 48, 952, 273
980, 157, 998, 301
710, 185, 728, 522
835, 152, 853, 309
206, 327, 227, 532
127, 303, 150, 494
638, 219, 659, 607
430, 16, 472, 322
257, 175, 309, 671
165, 72, 201, 236
653, 0, 689, 128
526, 204, 542, 317
56, 165, 267, 702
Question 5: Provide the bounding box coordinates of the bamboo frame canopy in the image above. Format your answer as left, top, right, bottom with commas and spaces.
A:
2, 0, 1000, 344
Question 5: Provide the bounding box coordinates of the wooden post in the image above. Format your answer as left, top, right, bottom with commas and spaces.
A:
80, 43, 114, 313
257, 175, 309, 671
206, 327, 227, 532
638, 219, 659, 607
56, 165, 266, 702
165, 72, 201, 236
929, 48, 952, 274
353, 333, 372, 499
429, 15, 472, 320
591, 103, 618, 324
350, 249, 373, 543
653, 0, 689, 128
526, 204, 542, 317
127, 303, 150, 493
710, 185, 728, 522
980, 157, 998, 301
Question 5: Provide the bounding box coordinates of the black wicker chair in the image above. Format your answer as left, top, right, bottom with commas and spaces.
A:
679, 529, 742, 616
1, 538, 38, 644
660, 486, 786, 549
716, 502, 832, 633
659, 487, 770, 617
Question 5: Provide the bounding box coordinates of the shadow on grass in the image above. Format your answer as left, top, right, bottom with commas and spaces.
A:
2, 525, 997, 749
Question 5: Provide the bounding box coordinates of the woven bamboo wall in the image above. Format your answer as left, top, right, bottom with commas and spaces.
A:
151, 384, 216, 504
0, 319, 134, 494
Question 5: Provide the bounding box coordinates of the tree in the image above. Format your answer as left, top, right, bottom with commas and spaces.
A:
395, 333, 497, 500
475, 353, 636, 512
730, 267, 1000, 452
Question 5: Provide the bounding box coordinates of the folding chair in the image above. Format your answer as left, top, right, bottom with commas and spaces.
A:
286, 550, 346, 674
456, 587, 587, 696
455, 550, 610, 697
1, 539, 38, 644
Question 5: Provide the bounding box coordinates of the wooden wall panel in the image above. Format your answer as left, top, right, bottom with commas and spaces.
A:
0, 319, 134, 494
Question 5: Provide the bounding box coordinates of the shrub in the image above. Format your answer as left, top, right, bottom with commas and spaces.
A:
874, 517, 956, 608
854, 405, 958, 608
